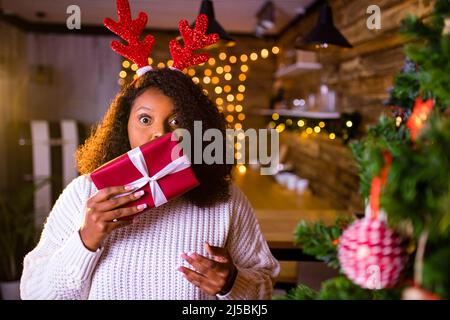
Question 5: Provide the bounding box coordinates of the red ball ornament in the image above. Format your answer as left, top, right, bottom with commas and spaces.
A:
338, 217, 408, 289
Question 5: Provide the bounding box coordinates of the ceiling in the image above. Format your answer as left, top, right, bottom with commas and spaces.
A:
1, 0, 317, 35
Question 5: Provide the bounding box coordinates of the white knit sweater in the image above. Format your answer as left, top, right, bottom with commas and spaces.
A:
20, 175, 280, 300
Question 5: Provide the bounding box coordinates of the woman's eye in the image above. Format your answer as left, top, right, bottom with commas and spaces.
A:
139, 115, 152, 125
169, 117, 179, 127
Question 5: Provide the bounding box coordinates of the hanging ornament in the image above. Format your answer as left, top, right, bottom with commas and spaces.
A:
406, 98, 434, 141
338, 152, 408, 289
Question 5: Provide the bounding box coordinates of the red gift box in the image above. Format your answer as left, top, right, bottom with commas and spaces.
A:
90, 132, 199, 219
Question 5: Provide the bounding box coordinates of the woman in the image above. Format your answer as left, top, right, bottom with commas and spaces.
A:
20, 68, 280, 300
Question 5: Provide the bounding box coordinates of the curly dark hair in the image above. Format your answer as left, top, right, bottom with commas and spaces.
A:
77, 68, 233, 207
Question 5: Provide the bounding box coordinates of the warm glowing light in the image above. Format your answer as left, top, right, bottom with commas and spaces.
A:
131, 64, 138, 71
133, 74, 138, 80
276, 123, 286, 133
216, 97, 224, 105
227, 104, 235, 112
268, 121, 276, 129
157, 62, 165, 68
216, 66, 224, 74
166, 60, 174, 67
208, 57, 216, 65
204, 69, 212, 76
119, 70, 127, 78
203, 89, 208, 95
240, 54, 248, 62
188, 69, 196, 76
319, 121, 326, 128
219, 52, 227, 60
224, 85, 231, 93
226, 115, 234, 123
396, 116, 402, 127
238, 165, 247, 174
148, 57, 153, 65
192, 77, 199, 84
224, 65, 231, 73
227, 94, 235, 102
229, 56, 237, 64
235, 152, 242, 160
238, 113, 246, 121
237, 132, 245, 140
250, 53, 258, 61
314, 126, 321, 133
211, 76, 219, 84
217, 106, 223, 112
224, 73, 232, 81
329, 133, 336, 140
261, 49, 269, 59
272, 113, 280, 121
235, 105, 243, 112
234, 123, 242, 130
306, 127, 313, 134
240, 65, 249, 73
238, 85, 246, 92
236, 93, 244, 101
215, 86, 223, 94
346, 121, 353, 128
122, 60, 130, 68
298, 120, 305, 127
235, 142, 242, 149
239, 74, 247, 81
203, 76, 211, 84
272, 46, 280, 54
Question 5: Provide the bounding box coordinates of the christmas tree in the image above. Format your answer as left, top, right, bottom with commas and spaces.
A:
278, 0, 450, 300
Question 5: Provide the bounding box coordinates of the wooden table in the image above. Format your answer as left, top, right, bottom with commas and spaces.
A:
233, 168, 348, 261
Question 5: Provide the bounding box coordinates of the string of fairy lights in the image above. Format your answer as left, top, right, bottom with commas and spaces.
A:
267, 111, 360, 144
268, 113, 356, 141
118, 45, 281, 174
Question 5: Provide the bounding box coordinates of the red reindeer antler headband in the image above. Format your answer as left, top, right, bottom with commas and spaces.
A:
104, 0, 219, 77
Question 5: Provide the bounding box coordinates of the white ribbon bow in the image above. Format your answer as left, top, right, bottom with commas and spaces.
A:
120, 147, 192, 207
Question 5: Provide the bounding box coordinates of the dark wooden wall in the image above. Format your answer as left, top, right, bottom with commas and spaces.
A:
273, 0, 433, 211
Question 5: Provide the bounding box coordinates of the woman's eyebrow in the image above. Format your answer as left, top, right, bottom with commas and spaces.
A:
136, 105, 153, 112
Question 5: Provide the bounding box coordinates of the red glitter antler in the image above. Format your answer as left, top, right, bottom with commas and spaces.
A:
104, 0, 155, 69
170, 14, 219, 70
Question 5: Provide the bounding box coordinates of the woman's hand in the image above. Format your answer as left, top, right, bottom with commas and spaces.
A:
179, 243, 238, 296
79, 185, 147, 252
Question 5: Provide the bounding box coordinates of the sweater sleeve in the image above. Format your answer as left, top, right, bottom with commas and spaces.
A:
217, 184, 280, 300
20, 175, 103, 300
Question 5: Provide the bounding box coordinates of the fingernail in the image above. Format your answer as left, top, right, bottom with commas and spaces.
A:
137, 203, 147, 211
177, 267, 184, 272
134, 190, 145, 198
181, 253, 188, 259
124, 185, 136, 191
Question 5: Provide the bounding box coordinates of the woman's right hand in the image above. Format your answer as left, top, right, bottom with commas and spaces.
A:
79, 185, 147, 251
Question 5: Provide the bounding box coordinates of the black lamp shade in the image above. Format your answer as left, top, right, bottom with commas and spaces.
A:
198, 0, 235, 45
296, 1, 352, 49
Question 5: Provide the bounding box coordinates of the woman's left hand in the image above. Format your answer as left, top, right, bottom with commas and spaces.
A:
179, 242, 237, 296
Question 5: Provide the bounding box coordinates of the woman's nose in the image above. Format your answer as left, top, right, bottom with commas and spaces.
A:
151, 132, 163, 140
150, 121, 166, 141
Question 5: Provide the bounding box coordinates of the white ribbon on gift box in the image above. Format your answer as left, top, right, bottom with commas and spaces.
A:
116, 147, 192, 207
